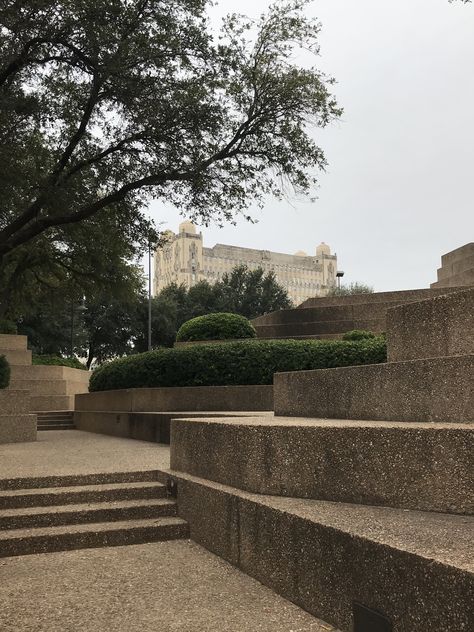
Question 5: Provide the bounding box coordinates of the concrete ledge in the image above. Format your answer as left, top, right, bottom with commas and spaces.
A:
298, 287, 465, 309
10, 365, 90, 382
0, 390, 30, 414
387, 288, 474, 362
274, 355, 474, 423
75, 411, 274, 444
0, 414, 37, 444
76, 385, 274, 413
0, 334, 28, 350
1, 349, 32, 366
173, 472, 473, 632
31, 395, 74, 412
170, 417, 473, 514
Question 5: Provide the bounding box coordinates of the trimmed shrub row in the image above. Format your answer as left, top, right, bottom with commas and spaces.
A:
90, 337, 387, 392
0, 319, 17, 334
342, 329, 376, 341
176, 312, 257, 342
32, 355, 88, 370
0, 355, 10, 389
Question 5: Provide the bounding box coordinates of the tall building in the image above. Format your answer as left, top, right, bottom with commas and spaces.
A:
153, 221, 339, 305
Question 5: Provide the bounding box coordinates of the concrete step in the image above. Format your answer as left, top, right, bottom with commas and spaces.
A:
0, 334, 28, 350
174, 470, 473, 632
0, 469, 164, 491
170, 417, 473, 515
9, 365, 89, 381
37, 411, 74, 422
38, 424, 76, 431
30, 394, 73, 411
0, 498, 177, 530
274, 354, 473, 424
11, 379, 69, 396
0, 516, 189, 558
0, 481, 167, 509
1, 349, 32, 365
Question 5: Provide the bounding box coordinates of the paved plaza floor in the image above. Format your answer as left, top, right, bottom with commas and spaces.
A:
0, 540, 337, 632
0, 430, 171, 479
0, 431, 340, 631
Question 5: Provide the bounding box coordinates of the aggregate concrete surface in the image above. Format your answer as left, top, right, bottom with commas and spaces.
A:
0, 430, 171, 479
0, 540, 339, 632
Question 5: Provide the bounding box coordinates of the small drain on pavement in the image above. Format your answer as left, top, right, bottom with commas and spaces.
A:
353, 603, 392, 632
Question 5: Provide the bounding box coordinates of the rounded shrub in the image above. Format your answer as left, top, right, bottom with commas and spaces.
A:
32, 355, 88, 370
342, 329, 376, 341
89, 337, 387, 392
176, 312, 257, 342
0, 355, 10, 389
0, 319, 17, 334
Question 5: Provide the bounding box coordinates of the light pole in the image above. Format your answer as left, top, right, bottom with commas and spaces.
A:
148, 239, 152, 352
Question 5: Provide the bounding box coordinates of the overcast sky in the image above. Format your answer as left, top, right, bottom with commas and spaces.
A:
148, 0, 474, 291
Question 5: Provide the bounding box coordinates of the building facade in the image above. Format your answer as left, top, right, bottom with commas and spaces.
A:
153, 221, 339, 305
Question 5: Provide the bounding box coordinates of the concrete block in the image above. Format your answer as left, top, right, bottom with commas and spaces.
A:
76, 386, 274, 413
0, 414, 37, 444
74, 410, 274, 444
10, 379, 69, 396
1, 349, 32, 366
387, 288, 474, 362
298, 287, 464, 309
30, 395, 73, 412
170, 417, 473, 514
173, 473, 473, 632
0, 334, 28, 351
273, 355, 474, 423
0, 390, 30, 414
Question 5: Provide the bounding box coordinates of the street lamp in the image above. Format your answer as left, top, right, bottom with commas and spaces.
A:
336, 270, 345, 289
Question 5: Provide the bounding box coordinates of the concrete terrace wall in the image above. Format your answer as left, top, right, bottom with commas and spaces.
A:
0, 390, 37, 444
387, 287, 474, 362
76, 385, 273, 413
251, 287, 466, 340
273, 288, 474, 423
74, 385, 274, 441
431, 243, 474, 288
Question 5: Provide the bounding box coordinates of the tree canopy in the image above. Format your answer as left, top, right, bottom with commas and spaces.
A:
0, 0, 340, 268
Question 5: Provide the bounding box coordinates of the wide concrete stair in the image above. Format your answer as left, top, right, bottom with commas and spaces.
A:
167, 288, 474, 632
0, 471, 189, 557
37, 411, 75, 431
431, 242, 474, 288
252, 286, 467, 340
0, 334, 90, 414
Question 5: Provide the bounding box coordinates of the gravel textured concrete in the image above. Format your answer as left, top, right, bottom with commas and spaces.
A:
170, 416, 473, 514
0, 430, 170, 480
0, 540, 339, 632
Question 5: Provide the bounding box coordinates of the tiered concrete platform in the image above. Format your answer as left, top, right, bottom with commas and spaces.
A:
0, 334, 90, 414
251, 287, 466, 339
0, 540, 339, 632
431, 242, 474, 288
168, 288, 473, 631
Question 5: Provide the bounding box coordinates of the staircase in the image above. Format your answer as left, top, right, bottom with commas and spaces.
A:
0, 471, 189, 558
37, 411, 75, 431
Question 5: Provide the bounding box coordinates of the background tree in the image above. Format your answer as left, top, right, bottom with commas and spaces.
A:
0, 0, 340, 312
327, 282, 374, 297
216, 266, 292, 318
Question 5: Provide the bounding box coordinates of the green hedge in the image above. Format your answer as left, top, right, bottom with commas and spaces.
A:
32, 355, 88, 370
0, 319, 17, 334
342, 329, 376, 341
176, 312, 256, 342
0, 355, 10, 389
90, 337, 387, 392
